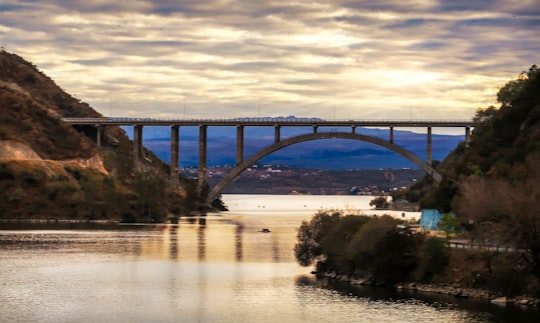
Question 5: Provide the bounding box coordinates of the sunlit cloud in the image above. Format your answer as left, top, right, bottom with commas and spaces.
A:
1, 0, 538, 122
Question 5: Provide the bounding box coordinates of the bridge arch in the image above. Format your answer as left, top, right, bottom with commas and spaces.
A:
207, 132, 441, 202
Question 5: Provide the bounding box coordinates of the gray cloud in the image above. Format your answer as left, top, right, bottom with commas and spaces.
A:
0, 0, 538, 122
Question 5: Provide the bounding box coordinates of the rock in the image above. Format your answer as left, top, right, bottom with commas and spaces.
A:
351, 277, 373, 285
519, 299, 530, 306
338, 274, 351, 282
491, 297, 508, 304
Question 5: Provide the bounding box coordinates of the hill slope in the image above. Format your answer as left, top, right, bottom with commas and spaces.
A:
0, 50, 206, 221
0, 51, 99, 159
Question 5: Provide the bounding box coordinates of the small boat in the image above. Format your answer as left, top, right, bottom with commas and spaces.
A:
259, 228, 271, 233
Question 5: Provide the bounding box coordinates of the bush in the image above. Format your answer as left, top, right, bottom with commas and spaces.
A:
294, 209, 341, 266
20, 169, 44, 186
369, 197, 389, 209
0, 163, 15, 180
371, 229, 420, 282
414, 237, 450, 282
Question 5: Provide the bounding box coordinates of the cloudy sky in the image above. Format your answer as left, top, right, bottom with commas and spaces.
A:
1, 0, 539, 121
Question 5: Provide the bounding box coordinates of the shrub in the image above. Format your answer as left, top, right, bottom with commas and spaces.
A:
414, 237, 450, 282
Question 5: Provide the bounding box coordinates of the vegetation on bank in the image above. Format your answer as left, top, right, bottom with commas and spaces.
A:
296, 66, 540, 297
294, 210, 449, 285
0, 158, 213, 222
295, 208, 540, 297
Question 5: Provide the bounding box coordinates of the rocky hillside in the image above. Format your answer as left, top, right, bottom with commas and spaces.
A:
0, 51, 101, 159
0, 50, 205, 221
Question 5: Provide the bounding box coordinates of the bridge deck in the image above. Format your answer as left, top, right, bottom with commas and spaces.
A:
62, 117, 473, 127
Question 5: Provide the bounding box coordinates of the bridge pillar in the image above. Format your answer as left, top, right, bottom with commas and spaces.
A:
465, 126, 471, 148
274, 125, 281, 143
351, 126, 356, 134
389, 126, 394, 144
198, 125, 207, 189
170, 125, 179, 186
236, 125, 244, 164
133, 125, 143, 170
312, 125, 318, 133
427, 126, 432, 165
95, 125, 102, 147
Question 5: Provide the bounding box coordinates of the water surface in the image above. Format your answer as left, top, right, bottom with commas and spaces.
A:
1, 194, 538, 322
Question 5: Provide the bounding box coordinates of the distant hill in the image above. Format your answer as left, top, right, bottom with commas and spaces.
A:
205, 165, 425, 195
130, 124, 464, 169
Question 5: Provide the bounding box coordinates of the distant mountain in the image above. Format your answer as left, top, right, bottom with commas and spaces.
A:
125, 124, 465, 169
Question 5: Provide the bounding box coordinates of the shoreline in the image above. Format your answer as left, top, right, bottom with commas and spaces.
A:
320, 271, 540, 307
0, 218, 119, 224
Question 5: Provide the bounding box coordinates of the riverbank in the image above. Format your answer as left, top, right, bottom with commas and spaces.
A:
319, 271, 540, 307
400, 283, 540, 307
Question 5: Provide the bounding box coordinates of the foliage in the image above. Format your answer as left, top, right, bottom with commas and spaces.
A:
295, 210, 423, 283
497, 65, 538, 107
437, 213, 460, 238
410, 65, 540, 212
346, 215, 419, 282
370, 229, 420, 282
133, 171, 168, 222
369, 196, 389, 209
294, 209, 341, 266
102, 135, 133, 182
210, 194, 228, 211
321, 215, 372, 271
456, 157, 540, 281
414, 237, 450, 282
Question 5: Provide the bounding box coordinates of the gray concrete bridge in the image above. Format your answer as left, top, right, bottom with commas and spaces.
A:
62, 117, 473, 202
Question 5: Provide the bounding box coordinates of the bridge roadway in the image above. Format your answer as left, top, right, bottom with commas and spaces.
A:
62, 117, 473, 128
63, 117, 473, 202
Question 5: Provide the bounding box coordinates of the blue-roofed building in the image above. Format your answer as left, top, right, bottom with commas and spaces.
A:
420, 209, 457, 231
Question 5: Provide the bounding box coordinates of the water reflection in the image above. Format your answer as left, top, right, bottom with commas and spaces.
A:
169, 224, 178, 260
198, 221, 206, 261
235, 224, 243, 261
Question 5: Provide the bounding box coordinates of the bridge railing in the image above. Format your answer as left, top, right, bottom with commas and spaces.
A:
62, 117, 474, 126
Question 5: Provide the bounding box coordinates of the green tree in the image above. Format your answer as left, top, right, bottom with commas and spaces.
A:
321, 215, 372, 271
369, 197, 389, 209
371, 229, 420, 283
294, 209, 341, 266
347, 215, 399, 273
438, 213, 460, 238
497, 65, 538, 107
414, 237, 449, 282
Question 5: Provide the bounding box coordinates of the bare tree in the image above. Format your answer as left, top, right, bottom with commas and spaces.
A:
457, 157, 540, 280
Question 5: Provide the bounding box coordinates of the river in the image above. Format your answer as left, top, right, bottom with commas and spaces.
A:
1, 194, 539, 322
